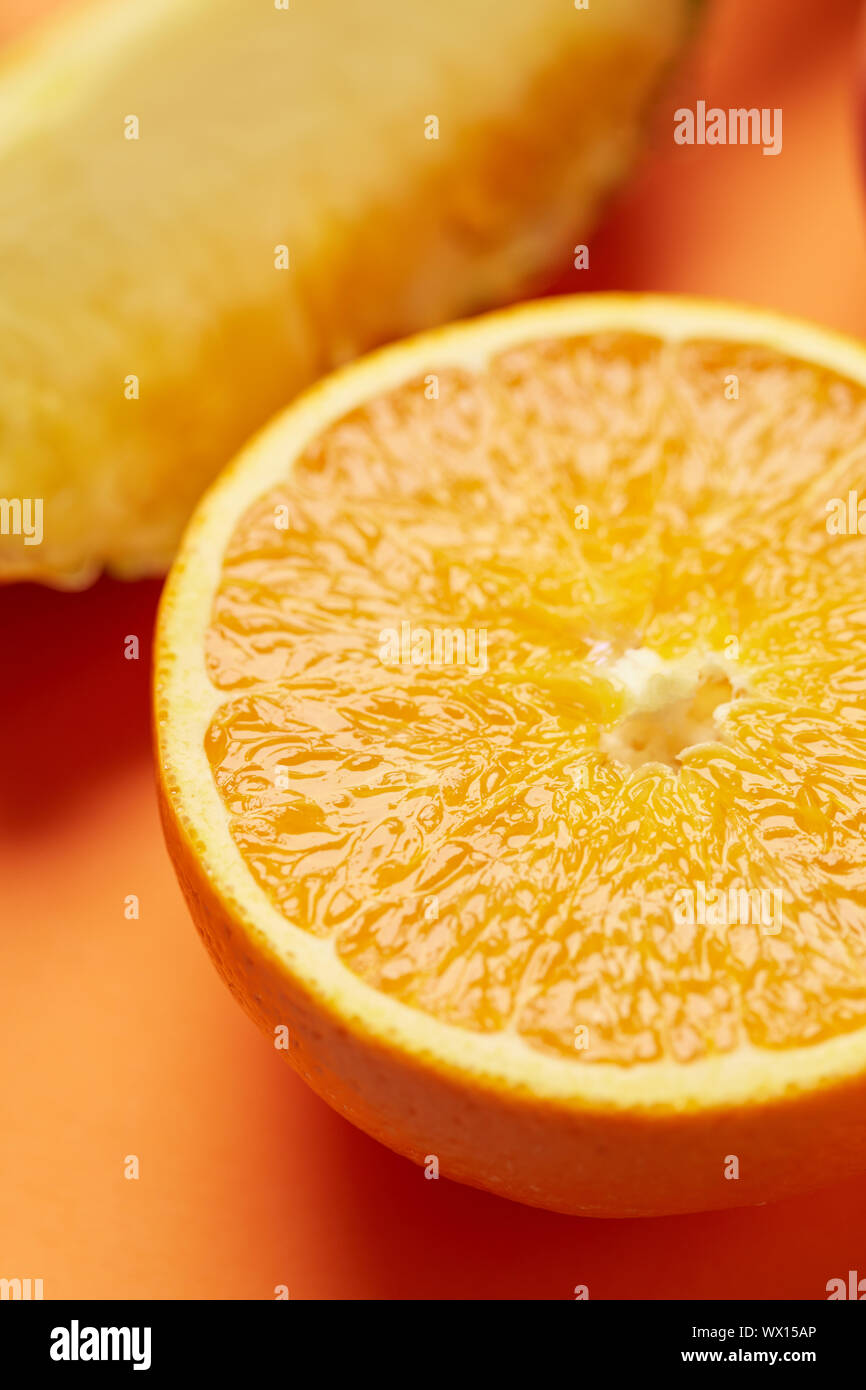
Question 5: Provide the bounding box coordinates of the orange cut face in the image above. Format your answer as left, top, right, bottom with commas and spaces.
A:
203, 332, 866, 1066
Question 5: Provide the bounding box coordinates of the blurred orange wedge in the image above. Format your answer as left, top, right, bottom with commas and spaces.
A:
156, 294, 866, 1216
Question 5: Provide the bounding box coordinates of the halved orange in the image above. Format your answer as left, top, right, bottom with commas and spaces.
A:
156, 294, 866, 1216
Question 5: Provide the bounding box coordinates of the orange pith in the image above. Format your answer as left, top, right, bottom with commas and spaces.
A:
202, 331, 866, 1069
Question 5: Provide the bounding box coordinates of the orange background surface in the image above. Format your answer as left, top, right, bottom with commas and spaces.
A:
2, 0, 866, 1299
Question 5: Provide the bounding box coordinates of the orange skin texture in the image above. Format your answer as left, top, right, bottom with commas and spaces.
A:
158, 775, 866, 1218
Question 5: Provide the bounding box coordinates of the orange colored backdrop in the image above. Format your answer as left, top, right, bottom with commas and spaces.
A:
2, 0, 866, 1299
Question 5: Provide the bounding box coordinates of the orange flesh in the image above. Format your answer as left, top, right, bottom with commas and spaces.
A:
204, 333, 866, 1065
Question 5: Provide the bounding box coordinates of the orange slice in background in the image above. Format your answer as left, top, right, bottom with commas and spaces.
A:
156, 294, 866, 1217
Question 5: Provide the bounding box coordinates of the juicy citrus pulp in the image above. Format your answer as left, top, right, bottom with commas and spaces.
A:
204, 325, 866, 1065
157, 295, 866, 1215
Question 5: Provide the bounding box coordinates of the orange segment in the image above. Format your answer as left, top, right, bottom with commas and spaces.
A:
156, 295, 866, 1215
204, 331, 866, 1064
